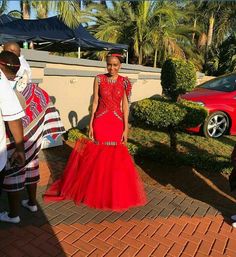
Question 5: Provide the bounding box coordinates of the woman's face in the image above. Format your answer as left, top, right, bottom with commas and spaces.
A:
106, 57, 121, 76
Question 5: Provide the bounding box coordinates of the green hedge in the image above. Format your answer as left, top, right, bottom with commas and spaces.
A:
161, 58, 197, 101
179, 99, 208, 128
132, 98, 208, 129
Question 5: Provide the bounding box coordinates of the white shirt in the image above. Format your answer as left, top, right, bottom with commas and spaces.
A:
0, 70, 25, 171
12, 55, 32, 92
18, 55, 31, 82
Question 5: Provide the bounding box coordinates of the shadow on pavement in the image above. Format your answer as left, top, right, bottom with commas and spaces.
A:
0, 189, 67, 257
134, 139, 236, 222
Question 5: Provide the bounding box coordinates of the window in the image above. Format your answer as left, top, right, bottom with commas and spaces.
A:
200, 74, 236, 92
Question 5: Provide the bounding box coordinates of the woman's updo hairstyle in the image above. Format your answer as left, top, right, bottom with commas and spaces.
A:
106, 51, 125, 63
0, 51, 20, 74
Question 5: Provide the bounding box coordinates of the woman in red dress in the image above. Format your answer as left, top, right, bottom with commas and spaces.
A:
44, 52, 147, 211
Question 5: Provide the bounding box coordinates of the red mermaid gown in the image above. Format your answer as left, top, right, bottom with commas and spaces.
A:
43, 74, 147, 211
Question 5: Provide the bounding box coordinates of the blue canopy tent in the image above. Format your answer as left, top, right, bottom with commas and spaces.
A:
0, 14, 18, 24
0, 15, 128, 55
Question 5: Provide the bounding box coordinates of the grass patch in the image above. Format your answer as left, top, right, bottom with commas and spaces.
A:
129, 127, 235, 174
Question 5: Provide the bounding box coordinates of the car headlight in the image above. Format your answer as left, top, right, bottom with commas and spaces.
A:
195, 102, 205, 106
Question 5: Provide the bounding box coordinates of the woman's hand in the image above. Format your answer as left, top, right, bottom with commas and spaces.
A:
88, 125, 94, 140
122, 129, 128, 144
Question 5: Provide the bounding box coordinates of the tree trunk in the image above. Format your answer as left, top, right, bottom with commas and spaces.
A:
139, 45, 143, 65
192, 18, 197, 43
153, 48, 158, 68
22, 1, 30, 19
207, 13, 215, 47
37, 3, 48, 18
168, 126, 177, 152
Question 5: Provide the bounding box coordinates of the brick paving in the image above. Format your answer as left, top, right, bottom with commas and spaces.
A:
0, 148, 236, 257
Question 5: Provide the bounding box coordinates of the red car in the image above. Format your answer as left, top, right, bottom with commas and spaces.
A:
181, 72, 236, 138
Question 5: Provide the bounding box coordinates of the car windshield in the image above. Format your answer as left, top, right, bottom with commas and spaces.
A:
200, 74, 236, 92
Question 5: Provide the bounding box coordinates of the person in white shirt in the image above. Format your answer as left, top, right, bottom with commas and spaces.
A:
0, 51, 26, 223
3, 42, 31, 91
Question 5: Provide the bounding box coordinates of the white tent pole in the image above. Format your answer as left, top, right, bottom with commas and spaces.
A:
126, 51, 128, 64
78, 47, 81, 59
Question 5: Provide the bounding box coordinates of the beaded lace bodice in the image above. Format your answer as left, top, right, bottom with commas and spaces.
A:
95, 74, 132, 120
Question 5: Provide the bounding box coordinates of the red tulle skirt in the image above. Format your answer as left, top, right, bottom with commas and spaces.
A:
43, 112, 147, 211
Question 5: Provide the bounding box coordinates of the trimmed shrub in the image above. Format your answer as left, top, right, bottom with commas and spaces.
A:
132, 98, 208, 130
161, 58, 197, 101
179, 99, 208, 128
132, 98, 185, 128
134, 58, 206, 151
68, 128, 87, 142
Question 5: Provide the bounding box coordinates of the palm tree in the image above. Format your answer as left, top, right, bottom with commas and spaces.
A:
88, 1, 194, 66
88, 1, 158, 64
31, 1, 49, 19
0, 0, 7, 15
86, 1, 134, 60
149, 1, 193, 67
218, 33, 236, 74
132, 1, 155, 64
49, 0, 82, 28
189, 1, 236, 71
206, 33, 236, 76
197, 1, 236, 47
20, 1, 82, 27
213, 3, 236, 47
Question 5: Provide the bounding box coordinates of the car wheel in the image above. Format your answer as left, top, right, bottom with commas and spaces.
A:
203, 111, 229, 138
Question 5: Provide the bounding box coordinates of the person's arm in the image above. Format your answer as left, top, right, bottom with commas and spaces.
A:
0, 72, 26, 166
122, 78, 132, 144
122, 92, 129, 143
7, 119, 25, 166
89, 77, 99, 139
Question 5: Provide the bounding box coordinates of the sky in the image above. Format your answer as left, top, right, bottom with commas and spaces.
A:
6, 1, 20, 12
